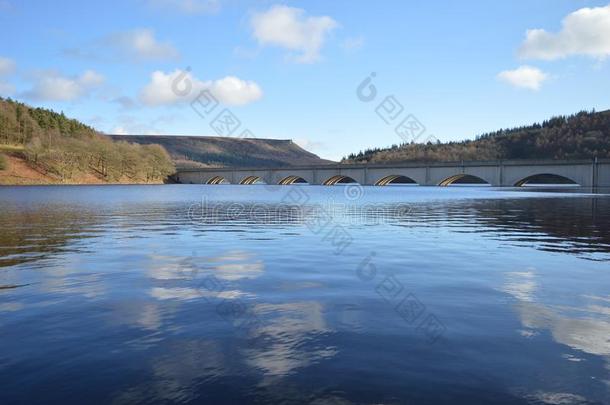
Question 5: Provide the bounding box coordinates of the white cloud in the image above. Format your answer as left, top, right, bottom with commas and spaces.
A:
146, 0, 220, 14
112, 29, 179, 61
23, 70, 104, 101
519, 4, 610, 60
139, 69, 263, 106
250, 5, 338, 63
497, 66, 548, 90
0, 56, 15, 76
209, 76, 263, 106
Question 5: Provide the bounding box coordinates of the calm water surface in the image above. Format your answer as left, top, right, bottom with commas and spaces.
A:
1, 185, 609, 404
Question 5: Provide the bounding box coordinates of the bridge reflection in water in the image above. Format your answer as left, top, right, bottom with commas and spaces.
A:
175, 159, 610, 189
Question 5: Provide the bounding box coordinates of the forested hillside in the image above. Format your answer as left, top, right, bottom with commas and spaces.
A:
0, 98, 174, 183
343, 110, 610, 164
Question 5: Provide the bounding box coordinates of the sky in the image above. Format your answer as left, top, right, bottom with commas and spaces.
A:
1, 0, 610, 161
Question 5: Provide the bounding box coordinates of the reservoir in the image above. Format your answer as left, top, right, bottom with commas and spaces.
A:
1, 185, 609, 404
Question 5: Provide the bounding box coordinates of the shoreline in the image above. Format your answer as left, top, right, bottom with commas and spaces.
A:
0, 153, 170, 186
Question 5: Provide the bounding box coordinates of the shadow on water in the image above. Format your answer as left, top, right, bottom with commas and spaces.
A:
392, 197, 610, 259
0, 207, 100, 267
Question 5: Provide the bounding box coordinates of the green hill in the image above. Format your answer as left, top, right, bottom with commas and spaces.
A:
0, 97, 175, 183
343, 110, 610, 164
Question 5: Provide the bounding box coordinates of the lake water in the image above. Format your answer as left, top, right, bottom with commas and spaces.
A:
1, 185, 609, 404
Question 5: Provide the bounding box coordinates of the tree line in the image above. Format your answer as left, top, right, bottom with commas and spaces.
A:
0, 97, 175, 182
343, 110, 610, 163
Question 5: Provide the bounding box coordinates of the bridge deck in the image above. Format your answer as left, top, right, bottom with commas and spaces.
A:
175, 159, 610, 189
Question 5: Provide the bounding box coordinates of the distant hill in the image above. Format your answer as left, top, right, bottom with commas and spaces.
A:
0, 97, 174, 184
343, 110, 610, 164
108, 135, 333, 168
0, 97, 330, 185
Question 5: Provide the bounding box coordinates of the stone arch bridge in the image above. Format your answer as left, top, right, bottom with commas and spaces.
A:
175, 159, 610, 189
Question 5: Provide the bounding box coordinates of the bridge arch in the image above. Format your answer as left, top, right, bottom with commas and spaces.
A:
278, 175, 308, 185
439, 174, 490, 186
375, 175, 418, 186
514, 173, 579, 187
239, 175, 266, 185
207, 176, 229, 185
323, 175, 358, 185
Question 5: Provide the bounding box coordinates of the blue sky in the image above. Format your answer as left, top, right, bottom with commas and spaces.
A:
1, 0, 609, 160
